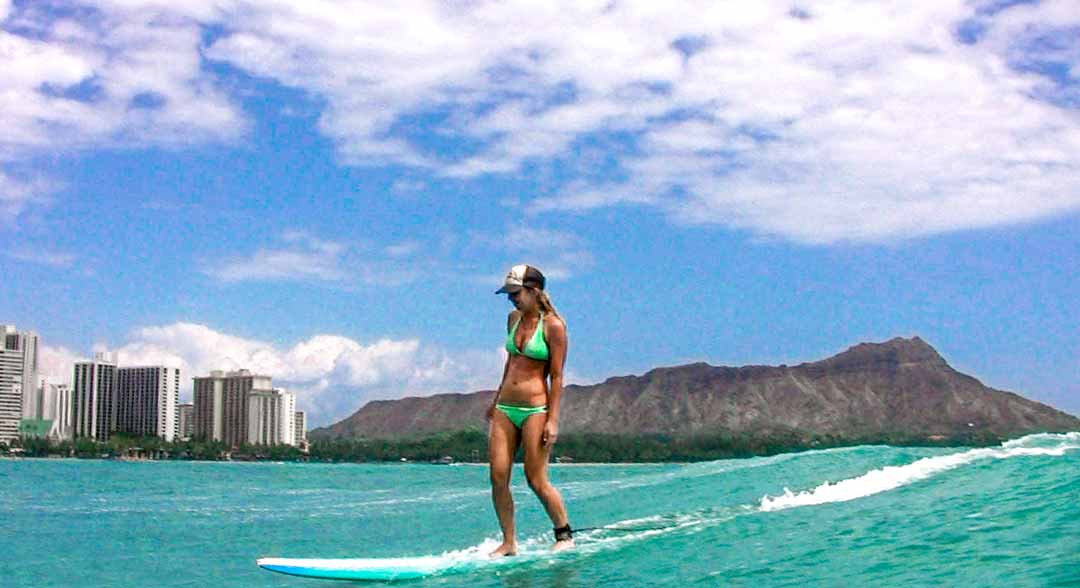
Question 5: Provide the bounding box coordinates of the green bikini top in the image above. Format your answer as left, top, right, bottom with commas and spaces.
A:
506, 312, 549, 361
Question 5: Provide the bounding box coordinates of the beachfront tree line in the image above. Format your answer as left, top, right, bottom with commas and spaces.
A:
306, 430, 826, 462
304, 428, 1001, 462
6, 435, 303, 461
2, 428, 1003, 462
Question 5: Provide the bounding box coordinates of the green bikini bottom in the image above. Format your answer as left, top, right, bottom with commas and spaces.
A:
495, 403, 548, 429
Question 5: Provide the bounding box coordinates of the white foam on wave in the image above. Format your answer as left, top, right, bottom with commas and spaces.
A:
563, 445, 871, 500
759, 432, 1080, 512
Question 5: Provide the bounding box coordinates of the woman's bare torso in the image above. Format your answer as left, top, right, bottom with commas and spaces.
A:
497, 313, 549, 406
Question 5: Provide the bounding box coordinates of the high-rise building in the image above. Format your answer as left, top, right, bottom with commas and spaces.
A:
73, 352, 117, 441
39, 380, 73, 440
294, 411, 307, 444
177, 403, 194, 441
193, 369, 273, 447
192, 372, 222, 442
116, 366, 180, 441
27, 380, 44, 421
0, 324, 39, 444
248, 388, 296, 446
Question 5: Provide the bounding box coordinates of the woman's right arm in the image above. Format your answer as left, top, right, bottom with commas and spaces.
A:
487, 355, 510, 420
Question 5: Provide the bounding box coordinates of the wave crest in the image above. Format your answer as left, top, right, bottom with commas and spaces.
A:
759, 432, 1080, 512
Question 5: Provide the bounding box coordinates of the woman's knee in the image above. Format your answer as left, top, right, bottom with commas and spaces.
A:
490, 467, 512, 489
524, 467, 549, 493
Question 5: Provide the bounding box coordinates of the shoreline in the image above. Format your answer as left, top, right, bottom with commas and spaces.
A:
1, 455, 684, 465
8, 430, 1066, 465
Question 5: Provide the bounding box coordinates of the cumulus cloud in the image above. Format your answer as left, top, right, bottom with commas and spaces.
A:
40, 318, 608, 428
5, 0, 1080, 242
37, 343, 83, 389
67, 322, 506, 427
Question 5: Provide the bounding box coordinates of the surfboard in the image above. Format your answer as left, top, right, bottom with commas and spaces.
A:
257, 523, 679, 581
257, 551, 526, 582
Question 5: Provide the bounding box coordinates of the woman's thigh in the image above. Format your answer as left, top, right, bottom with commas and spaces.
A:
520, 413, 552, 484
488, 408, 520, 483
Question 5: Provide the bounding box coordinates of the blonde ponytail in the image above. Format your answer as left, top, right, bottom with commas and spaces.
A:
536, 289, 562, 323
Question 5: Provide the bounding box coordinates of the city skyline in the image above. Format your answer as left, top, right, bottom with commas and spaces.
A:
0, 324, 308, 447
2, 2, 1078, 427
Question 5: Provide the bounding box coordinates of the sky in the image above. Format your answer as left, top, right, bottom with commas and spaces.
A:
2, 0, 1078, 427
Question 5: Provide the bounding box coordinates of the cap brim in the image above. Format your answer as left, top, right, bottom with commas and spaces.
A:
495, 285, 522, 294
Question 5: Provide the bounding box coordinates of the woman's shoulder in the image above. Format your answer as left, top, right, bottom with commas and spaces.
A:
507, 309, 521, 328
543, 313, 566, 332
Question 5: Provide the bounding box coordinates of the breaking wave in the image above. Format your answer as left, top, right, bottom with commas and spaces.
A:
759, 432, 1080, 512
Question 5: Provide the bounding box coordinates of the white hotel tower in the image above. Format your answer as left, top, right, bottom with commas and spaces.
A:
38, 380, 73, 440
248, 388, 296, 446
0, 325, 39, 444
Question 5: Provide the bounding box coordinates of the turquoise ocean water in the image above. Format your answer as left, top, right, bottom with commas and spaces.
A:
4, 431, 1079, 587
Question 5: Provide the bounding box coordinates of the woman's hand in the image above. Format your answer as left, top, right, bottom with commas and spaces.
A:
542, 420, 559, 446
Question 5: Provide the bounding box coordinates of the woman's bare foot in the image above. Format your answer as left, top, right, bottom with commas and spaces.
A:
552, 538, 575, 553
488, 541, 518, 558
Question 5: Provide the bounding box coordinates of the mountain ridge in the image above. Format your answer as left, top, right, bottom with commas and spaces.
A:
311, 336, 1079, 443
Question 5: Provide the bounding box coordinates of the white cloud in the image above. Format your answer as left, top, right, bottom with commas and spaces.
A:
41, 319, 603, 428
389, 178, 427, 197
211, 247, 348, 282
204, 230, 430, 286
199, 0, 1080, 243
82, 321, 507, 427
5, 247, 75, 268
0, 169, 58, 225
0, 0, 246, 218
479, 225, 595, 282
7, 1, 245, 149
385, 240, 420, 258
5, 0, 1080, 242
207, 231, 349, 283
37, 344, 82, 388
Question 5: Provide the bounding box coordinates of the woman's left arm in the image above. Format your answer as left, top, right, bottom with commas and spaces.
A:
543, 317, 568, 446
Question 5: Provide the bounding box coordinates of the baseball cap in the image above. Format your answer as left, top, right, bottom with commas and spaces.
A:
495, 264, 546, 293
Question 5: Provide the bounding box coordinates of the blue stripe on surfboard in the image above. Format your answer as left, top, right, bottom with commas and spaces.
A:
257, 557, 459, 581
259, 563, 428, 581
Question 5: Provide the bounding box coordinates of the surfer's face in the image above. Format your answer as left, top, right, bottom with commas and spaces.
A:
508, 287, 537, 311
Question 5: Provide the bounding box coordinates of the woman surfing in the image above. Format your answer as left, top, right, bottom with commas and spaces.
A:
486, 264, 575, 557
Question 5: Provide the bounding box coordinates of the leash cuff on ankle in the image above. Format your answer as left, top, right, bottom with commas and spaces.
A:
553, 524, 573, 542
